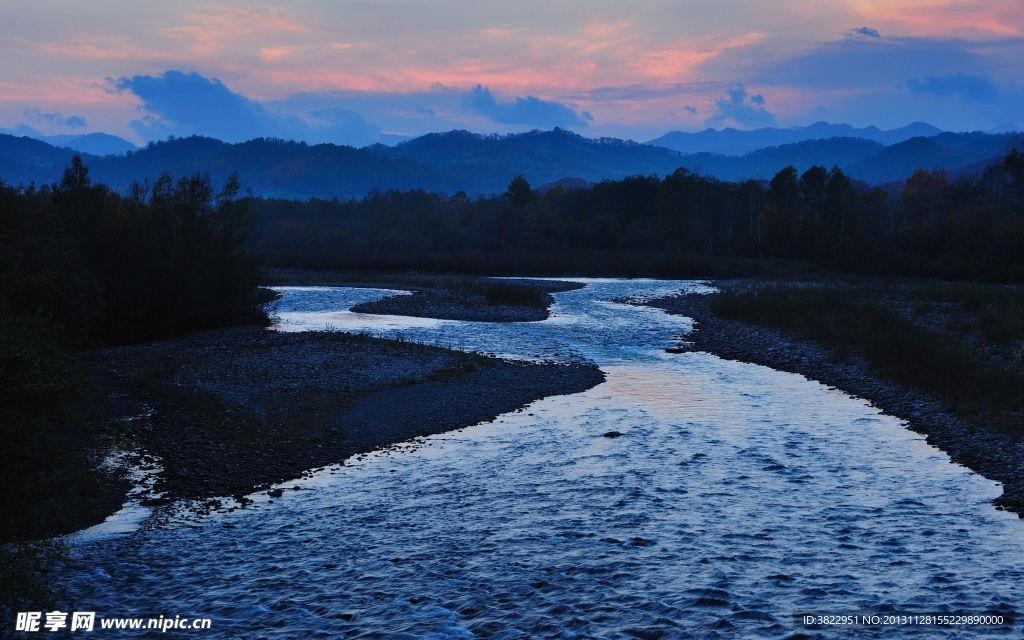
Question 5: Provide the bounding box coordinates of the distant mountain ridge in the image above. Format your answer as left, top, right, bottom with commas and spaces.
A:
367, 128, 690, 192
0, 135, 458, 198
35, 132, 139, 156
670, 137, 884, 181
845, 133, 1018, 183
0, 126, 1019, 198
0, 135, 84, 186
0, 127, 138, 155
648, 121, 943, 155
93, 137, 458, 199
665, 132, 1020, 182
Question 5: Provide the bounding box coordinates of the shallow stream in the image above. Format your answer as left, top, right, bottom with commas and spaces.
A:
59, 280, 1023, 638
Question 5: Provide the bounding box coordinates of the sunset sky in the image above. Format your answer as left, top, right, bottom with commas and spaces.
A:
2, 0, 1022, 145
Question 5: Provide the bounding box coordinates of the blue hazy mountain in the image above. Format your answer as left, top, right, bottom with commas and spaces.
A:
0, 128, 138, 155
844, 133, 1019, 183
0, 134, 458, 198
373, 128, 1015, 185
90, 137, 459, 199
988, 123, 1022, 134
1, 126, 1018, 197
367, 128, 693, 192
647, 121, 943, 155
669, 137, 884, 181
41, 132, 139, 155
0, 135, 83, 186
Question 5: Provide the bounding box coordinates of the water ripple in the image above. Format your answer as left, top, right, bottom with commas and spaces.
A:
58, 280, 1023, 638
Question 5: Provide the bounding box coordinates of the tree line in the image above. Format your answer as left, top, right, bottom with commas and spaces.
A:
1, 157, 263, 600
252, 150, 1024, 281
2, 156, 263, 347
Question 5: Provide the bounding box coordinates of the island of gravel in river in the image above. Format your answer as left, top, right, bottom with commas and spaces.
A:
90, 326, 604, 507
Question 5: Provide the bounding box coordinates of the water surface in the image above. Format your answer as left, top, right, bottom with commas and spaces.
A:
60, 280, 1023, 638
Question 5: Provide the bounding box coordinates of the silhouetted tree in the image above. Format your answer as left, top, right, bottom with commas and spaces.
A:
506, 175, 537, 209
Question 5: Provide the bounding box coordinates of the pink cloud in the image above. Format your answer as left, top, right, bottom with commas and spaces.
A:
633, 32, 768, 83
2, 0, 1022, 138
143, 5, 315, 65
21, 35, 173, 63
848, 0, 1024, 37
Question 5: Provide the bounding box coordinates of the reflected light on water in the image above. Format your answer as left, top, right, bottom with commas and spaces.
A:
56, 280, 1024, 638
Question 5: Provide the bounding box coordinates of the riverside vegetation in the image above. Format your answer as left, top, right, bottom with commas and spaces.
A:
347, 278, 573, 321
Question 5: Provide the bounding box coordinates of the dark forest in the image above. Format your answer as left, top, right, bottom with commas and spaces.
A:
254, 150, 1024, 281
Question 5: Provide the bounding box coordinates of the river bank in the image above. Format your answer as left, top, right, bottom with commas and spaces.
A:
50, 278, 1024, 638
86, 326, 604, 507
640, 286, 1024, 516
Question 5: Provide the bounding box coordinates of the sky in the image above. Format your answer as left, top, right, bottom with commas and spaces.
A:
1, 0, 1022, 146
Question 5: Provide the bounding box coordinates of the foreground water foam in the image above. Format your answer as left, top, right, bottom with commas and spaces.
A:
57, 280, 1023, 638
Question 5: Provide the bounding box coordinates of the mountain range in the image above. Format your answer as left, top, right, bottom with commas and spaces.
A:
0, 125, 1019, 199
0, 127, 139, 156
671, 131, 1017, 182
647, 121, 946, 155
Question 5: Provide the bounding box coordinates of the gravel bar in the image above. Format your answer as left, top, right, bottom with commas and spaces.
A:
90, 326, 604, 506
348, 279, 584, 322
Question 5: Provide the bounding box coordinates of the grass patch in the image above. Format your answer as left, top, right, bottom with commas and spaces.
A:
709, 281, 1024, 435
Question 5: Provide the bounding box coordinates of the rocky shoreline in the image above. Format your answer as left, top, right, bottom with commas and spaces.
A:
87, 326, 604, 511
642, 291, 1024, 517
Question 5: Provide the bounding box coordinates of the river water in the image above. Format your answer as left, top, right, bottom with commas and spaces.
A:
59, 280, 1023, 638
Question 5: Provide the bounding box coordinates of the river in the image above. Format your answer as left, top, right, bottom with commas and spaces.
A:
59, 280, 1023, 638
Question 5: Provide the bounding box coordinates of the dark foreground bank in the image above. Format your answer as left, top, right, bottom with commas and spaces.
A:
89, 326, 604, 505
641, 288, 1024, 516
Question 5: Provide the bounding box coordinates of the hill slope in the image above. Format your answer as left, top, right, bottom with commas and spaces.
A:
88, 137, 461, 198
0, 135, 84, 186
845, 134, 1018, 183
